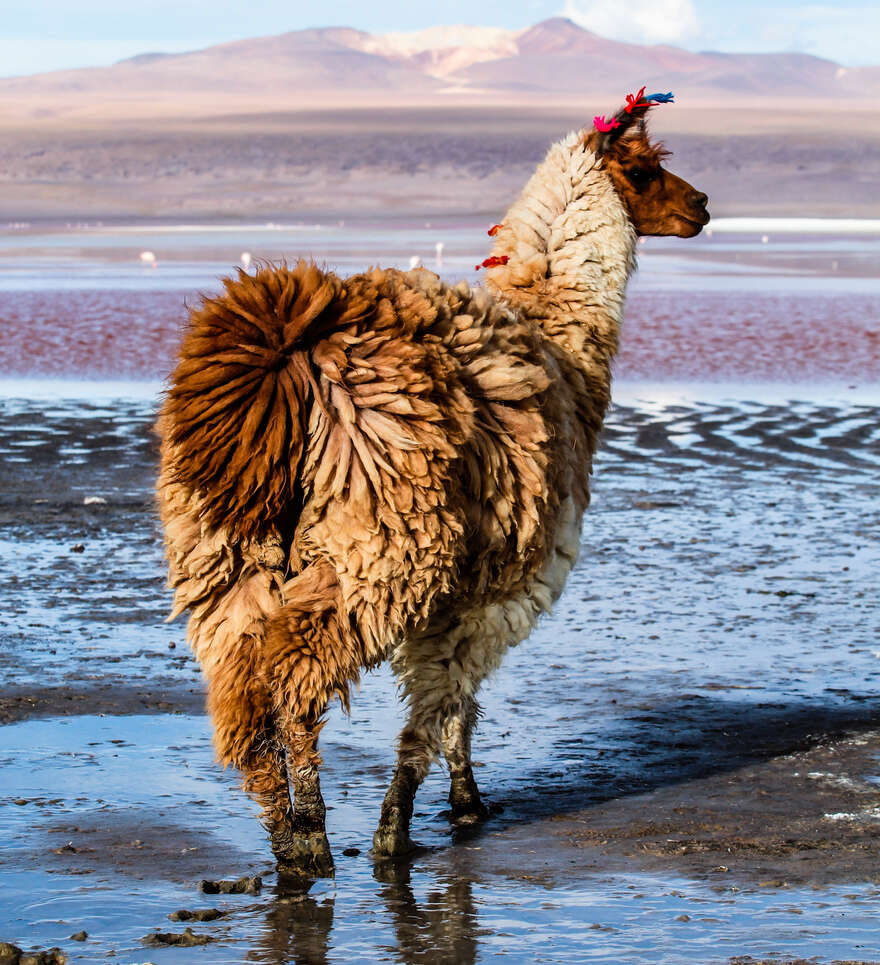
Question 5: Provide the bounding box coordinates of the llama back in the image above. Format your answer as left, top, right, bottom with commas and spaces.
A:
157, 261, 570, 661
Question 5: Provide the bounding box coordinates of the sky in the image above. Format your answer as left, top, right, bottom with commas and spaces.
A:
2, 0, 879, 78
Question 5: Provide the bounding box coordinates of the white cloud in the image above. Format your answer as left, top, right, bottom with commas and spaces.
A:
562, 0, 700, 46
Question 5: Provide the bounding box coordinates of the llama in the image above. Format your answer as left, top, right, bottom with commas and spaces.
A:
156, 92, 708, 877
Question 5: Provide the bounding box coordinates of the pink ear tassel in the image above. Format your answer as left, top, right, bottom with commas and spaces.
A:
593, 115, 620, 133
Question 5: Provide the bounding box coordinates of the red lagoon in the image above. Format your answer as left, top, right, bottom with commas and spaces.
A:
1, 288, 878, 383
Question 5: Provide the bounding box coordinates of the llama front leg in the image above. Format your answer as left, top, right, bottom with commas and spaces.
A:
373, 697, 488, 856
442, 695, 489, 825
374, 722, 436, 857
375, 607, 526, 854
375, 621, 496, 855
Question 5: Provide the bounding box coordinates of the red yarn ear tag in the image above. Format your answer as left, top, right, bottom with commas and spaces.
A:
624, 85, 648, 113
475, 255, 509, 271
488, 224, 503, 236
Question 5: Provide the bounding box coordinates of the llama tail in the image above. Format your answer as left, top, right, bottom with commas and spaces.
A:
161, 260, 371, 538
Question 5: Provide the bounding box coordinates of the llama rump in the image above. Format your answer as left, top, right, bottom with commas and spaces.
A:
156, 92, 709, 876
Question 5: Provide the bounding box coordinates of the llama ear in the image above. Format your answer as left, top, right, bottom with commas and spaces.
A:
594, 98, 655, 156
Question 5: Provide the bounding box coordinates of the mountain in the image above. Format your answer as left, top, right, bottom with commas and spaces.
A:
466, 23, 854, 96
1, 27, 441, 96
1, 18, 876, 121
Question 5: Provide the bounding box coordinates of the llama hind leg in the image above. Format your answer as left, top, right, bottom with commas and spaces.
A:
262, 562, 361, 877
204, 633, 296, 860
442, 695, 489, 825
271, 716, 334, 877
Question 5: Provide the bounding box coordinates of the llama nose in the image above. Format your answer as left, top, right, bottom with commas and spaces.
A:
692, 191, 708, 208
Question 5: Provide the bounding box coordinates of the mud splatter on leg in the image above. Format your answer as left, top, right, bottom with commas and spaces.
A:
274, 717, 334, 878
240, 737, 295, 856
442, 696, 489, 824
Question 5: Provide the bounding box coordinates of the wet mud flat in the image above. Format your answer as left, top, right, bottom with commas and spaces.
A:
0, 389, 879, 964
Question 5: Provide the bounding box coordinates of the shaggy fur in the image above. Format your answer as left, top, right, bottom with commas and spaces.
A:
157, 100, 709, 873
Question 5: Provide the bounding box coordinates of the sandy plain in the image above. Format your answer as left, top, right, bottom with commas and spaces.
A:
1, 102, 879, 222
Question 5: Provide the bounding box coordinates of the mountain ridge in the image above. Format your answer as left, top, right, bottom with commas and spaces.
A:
1, 17, 876, 123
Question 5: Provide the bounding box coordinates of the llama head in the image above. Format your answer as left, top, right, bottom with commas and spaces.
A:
588, 99, 709, 238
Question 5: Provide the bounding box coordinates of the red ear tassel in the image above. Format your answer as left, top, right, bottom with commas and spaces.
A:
475, 255, 509, 271
488, 224, 503, 236
624, 85, 649, 113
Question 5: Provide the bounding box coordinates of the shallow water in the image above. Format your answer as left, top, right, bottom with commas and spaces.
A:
1, 221, 879, 963
1, 389, 879, 963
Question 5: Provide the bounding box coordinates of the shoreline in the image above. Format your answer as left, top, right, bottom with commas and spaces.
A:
3, 378, 880, 406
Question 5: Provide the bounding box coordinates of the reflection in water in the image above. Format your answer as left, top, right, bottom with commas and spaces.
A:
258, 875, 335, 965
252, 862, 478, 965
374, 860, 478, 965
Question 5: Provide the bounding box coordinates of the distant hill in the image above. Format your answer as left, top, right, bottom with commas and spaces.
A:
456, 19, 854, 95
1, 18, 877, 121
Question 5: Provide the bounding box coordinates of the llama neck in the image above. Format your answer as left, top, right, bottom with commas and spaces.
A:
484, 132, 637, 382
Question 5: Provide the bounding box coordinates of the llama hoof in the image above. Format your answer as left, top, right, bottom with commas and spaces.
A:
449, 772, 490, 825
275, 832, 335, 879
449, 799, 490, 826
372, 824, 418, 857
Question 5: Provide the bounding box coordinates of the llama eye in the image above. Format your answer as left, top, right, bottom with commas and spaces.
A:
626, 168, 653, 185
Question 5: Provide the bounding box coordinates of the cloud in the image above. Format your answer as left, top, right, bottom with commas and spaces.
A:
561, 0, 700, 46
749, 4, 880, 65
692, 1, 880, 67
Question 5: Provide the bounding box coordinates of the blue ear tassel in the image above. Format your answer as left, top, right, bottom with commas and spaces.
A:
645, 92, 674, 103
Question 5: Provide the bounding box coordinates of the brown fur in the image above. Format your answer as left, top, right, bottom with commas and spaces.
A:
157, 105, 708, 871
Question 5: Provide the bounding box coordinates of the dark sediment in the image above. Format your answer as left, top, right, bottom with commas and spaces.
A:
199, 876, 262, 895
142, 926, 213, 946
